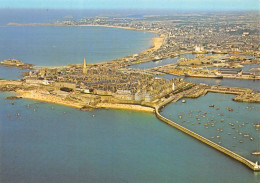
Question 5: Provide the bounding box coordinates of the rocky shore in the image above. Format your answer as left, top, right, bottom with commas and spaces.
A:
0, 59, 34, 70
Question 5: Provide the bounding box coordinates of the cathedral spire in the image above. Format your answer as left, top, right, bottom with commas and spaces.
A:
83, 58, 87, 74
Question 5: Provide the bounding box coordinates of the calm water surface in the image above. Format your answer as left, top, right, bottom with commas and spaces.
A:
0, 9, 259, 183
0, 66, 27, 80
0, 92, 259, 183
0, 26, 155, 66
161, 93, 260, 162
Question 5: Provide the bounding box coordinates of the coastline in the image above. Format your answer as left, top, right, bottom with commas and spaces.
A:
16, 90, 84, 109
81, 25, 165, 54
96, 103, 155, 113
16, 89, 155, 113
7, 23, 166, 63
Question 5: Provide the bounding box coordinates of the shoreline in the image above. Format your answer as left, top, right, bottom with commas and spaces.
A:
16, 89, 155, 113
79, 24, 166, 63
7, 23, 166, 66
96, 103, 155, 113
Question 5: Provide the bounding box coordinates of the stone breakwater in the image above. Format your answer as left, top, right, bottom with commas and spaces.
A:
155, 107, 260, 171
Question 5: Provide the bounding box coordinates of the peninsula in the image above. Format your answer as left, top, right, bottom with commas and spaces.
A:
2, 11, 260, 171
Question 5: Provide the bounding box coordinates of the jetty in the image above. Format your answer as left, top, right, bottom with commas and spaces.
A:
154, 94, 260, 171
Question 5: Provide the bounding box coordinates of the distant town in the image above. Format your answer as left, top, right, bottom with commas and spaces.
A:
1, 12, 260, 170
8, 11, 260, 79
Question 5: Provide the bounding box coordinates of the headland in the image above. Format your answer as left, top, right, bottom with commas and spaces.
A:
2, 12, 260, 171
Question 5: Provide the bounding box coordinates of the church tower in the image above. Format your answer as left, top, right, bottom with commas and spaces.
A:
83, 58, 87, 74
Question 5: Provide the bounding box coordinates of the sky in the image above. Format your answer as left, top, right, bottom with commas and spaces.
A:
0, 0, 259, 10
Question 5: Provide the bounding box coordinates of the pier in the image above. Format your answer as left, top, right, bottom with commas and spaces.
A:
155, 99, 260, 171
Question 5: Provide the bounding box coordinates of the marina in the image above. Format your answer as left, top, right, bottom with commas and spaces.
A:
160, 93, 260, 163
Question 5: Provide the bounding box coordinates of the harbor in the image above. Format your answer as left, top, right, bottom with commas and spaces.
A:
1, 90, 258, 182
157, 92, 260, 170
0, 7, 260, 182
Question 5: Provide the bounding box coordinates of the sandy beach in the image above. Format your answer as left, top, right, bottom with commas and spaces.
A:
16, 89, 155, 113
96, 103, 155, 113
16, 90, 84, 109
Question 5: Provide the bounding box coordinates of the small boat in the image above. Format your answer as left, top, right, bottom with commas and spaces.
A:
250, 137, 254, 141
227, 107, 233, 112
11, 102, 14, 105
184, 73, 223, 79
216, 107, 220, 110
92, 114, 95, 117
209, 104, 214, 107
182, 100, 186, 103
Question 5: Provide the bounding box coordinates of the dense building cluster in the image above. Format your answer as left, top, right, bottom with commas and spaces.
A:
25, 62, 176, 102
55, 12, 259, 66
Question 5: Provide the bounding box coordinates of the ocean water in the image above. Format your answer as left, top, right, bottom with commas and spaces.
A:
0, 9, 260, 183
161, 93, 260, 162
0, 91, 259, 183
0, 67, 28, 80
0, 26, 155, 66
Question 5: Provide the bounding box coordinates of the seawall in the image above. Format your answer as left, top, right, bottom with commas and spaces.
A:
155, 107, 260, 171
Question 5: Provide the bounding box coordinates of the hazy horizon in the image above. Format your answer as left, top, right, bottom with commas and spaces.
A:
1, 0, 259, 11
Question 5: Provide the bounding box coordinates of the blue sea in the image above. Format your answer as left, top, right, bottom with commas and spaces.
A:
0, 25, 155, 66
1, 91, 259, 183
0, 9, 260, 183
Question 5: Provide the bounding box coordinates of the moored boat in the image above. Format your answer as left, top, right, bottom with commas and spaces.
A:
184, 73, 223, 79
